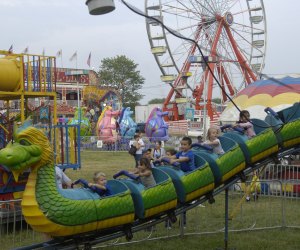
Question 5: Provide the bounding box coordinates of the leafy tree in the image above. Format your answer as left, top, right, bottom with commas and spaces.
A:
148, 98, 165, 104
212, 98, 221, 104
98, 55, 145, 111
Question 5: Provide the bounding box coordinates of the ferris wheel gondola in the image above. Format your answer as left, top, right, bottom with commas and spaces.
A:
145, 0, 267, 123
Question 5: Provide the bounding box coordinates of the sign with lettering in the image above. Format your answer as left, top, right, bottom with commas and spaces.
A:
185, 108, 195, 120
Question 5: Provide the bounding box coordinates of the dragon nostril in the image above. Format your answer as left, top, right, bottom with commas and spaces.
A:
6, 154, 13, 159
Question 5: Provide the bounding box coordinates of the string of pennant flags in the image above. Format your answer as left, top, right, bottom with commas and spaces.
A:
7, 45, 92, 67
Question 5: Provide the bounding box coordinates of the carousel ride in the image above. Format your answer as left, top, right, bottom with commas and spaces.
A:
96, 105, 121, 143
96, 105, 169, 143
118, 107, 137, 138
145, 107, 169, 142
68, 107, 92, 136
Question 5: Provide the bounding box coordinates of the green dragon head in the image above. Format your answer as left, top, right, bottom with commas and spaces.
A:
0, 126, 53, 181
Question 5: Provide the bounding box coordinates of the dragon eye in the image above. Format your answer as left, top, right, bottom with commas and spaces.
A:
19, 139, 31, 146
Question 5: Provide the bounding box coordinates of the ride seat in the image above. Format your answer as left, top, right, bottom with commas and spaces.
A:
107, 179, 130, 194
152, 167, 171, 185
158, 166, 185, 203
265, 115, 284, 145
222, 131, 250, 164
58, 179, 129, 200
219, 136, 236, 152
265, 115, 284, 131
252, 118, 270, 135
194, 154, 207, 169
278, 102, 300, 123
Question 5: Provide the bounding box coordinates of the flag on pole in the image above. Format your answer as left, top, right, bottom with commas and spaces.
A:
8, 44, 13, 53
69, 51, 77, 61
87, 52, 91, 67
56, 49, 62, 57
22, 46, 29, 54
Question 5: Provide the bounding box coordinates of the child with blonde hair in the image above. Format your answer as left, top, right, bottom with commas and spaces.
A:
88, 172, 112, 197
72, 172, 112, 197
203, 127, 224, 155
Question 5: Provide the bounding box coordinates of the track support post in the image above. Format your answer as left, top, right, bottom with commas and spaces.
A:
224, 187, 229, 250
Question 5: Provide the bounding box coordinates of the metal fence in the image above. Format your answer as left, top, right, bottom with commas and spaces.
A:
0, 199, 43, 249
79, 135, 184, 152
1, 164, 300, 249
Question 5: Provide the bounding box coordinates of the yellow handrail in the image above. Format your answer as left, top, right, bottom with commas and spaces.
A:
0, 124, 9, 134
229, 167, 265, 220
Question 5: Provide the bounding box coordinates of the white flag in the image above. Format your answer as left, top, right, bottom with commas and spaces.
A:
69, 51, 77, 61
8, 44, 13, 53
87, 52, 91, 67
22, 46, 29, 54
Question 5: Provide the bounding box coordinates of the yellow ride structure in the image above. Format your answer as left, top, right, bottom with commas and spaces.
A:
0, 49, 80, 173
0, 50, 57, 124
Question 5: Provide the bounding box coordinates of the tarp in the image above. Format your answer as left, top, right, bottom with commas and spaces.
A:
220, 76, 300, 122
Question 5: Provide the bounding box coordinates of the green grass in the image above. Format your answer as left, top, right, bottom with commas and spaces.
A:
106, 228, 300, 250
1, 151, 300, 250
67, 151, 136, 181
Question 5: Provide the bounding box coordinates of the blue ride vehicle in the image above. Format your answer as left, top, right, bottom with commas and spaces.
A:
113, 168, 177, 220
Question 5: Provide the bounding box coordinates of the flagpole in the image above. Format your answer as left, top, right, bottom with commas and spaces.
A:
61, 50, 64, 68
76, 53, 81, 122
70, 51, 80, 122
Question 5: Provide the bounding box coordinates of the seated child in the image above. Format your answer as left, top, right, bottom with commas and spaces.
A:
142, 148, 155, 168
131, 157, 156, 188
160, 148, 177, 166
167, 136, 195, 172
88, 172, 112, 196
235, 110, 256, 138
73, 172, 112, 197
166, 148, 177, 157
203, 127, 224, 155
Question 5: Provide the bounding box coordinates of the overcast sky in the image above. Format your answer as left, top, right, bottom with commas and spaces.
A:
0, 0, 299, 104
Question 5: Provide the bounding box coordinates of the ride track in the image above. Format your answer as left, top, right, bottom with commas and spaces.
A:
2, 103, 300, 250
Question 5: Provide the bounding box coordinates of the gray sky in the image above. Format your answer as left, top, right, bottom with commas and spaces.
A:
0, 0, 299, 105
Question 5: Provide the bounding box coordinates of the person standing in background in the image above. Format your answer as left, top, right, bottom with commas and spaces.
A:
129, 133, 145, 168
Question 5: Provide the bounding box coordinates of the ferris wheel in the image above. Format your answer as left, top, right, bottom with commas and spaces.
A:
145, 0, 267, 122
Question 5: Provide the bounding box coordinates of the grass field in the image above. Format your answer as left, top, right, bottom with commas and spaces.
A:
2, 151, 300, 250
